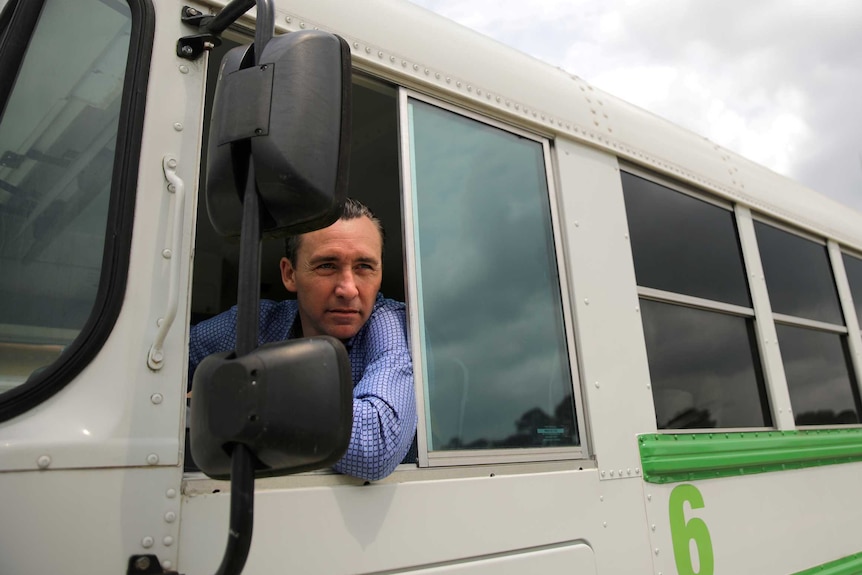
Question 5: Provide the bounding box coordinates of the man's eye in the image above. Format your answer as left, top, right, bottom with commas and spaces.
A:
316, 263, 336, 270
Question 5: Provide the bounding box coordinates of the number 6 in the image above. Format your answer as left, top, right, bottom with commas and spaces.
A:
668, 484, 714, 575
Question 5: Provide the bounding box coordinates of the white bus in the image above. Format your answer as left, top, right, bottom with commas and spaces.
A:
2, 0, 862, 574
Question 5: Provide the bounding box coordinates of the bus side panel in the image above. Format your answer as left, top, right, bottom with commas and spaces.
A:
644, 463, 862, 575
0, 467, 184, 574
179, 469, 654, 574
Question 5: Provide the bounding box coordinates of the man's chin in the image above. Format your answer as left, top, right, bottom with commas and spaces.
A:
323, 323, 362, 341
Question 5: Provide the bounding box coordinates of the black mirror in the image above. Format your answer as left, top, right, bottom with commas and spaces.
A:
206, 29, 352, 238
190, 336, 353, 479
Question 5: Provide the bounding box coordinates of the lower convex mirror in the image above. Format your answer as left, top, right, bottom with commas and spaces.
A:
190, 336, 353, 479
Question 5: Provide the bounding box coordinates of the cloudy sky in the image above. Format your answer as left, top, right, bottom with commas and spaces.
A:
408, 0, 862, 213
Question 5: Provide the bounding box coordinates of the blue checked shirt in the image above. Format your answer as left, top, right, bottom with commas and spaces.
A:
188, 295, 417, 481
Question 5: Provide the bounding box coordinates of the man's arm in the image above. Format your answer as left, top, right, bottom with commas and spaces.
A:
333, 302, 417, 481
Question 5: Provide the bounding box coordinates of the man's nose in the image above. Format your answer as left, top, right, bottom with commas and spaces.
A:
334, 269, 359, 299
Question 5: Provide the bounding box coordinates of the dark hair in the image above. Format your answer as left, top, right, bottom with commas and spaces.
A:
283, 198, 385, 264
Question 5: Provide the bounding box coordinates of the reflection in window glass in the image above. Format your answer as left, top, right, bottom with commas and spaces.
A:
775, 324, 861, 425
755, 222, 843, 325
844, 253, 862, 327
0, 0, 131, 393
409, 99, 577, 450
640, 299, 771, 429
621, 172, 750, 307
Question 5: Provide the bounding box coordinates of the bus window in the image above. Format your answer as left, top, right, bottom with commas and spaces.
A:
0, 1, 134, 398
844, 252, 862, 327
406, 98, 578, 453
622, 171, 771, 429
755, 222, 861, 425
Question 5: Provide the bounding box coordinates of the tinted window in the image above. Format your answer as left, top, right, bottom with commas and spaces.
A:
640, 299, 770, 429
844, 253, 862, 327
408, 99, 577, 450
775, 324, 861, 425
755, 222, 842, 324
0, 0, 132, 394
622, 172, 750, 306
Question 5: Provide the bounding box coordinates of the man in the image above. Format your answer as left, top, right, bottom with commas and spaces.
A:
189, 199, 416, 481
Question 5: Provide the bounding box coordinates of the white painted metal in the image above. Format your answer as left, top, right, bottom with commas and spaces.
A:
829, 242, 862, 400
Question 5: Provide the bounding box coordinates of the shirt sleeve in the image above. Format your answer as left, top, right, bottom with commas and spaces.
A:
333, 303, 417, 481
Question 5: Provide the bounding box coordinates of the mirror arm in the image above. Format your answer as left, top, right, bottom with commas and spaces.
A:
207, 3, 274, 575
178, 0, 274, 61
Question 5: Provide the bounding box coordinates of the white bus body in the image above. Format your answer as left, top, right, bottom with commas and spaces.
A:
1, 1, 862, 574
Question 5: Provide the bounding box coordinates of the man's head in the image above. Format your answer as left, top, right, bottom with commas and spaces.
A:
280, 198, 384, 340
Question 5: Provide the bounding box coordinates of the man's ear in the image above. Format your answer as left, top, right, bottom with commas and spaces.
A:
280, 257, 298, 293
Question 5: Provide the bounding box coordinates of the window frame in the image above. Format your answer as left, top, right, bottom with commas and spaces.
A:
621, 165, 775, 431
751, 215, 862, 428
0, 0, 155, 422
399, 89, 587, 467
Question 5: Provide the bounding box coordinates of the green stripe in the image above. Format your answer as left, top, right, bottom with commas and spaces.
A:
792, 552, 862, 575
638, 428, 862, 484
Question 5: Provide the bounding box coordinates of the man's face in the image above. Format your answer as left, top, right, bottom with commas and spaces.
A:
280, 216, 383, 340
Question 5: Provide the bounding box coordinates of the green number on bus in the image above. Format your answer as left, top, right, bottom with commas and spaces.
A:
668, 484, 714, 575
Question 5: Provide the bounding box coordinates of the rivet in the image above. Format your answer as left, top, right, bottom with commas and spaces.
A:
167, 183, 176, 193
163, 536, 174, 546
456, 81, 462, 88
300, 22, 306, 29
647, 494, 652, 501
477, 89, 482, 95
135, 556, 151, 571
627, 468, 631, 475
624, 233, 629, 240
162, 560, 173, 570
390, 56, 396, 63
151, 350, 163, 363
467, 85, 472, 92
584, 298, 589, 305
166, 489, 177, 499
165, 511, 176, 523
162, 249, 172, 259
178, 65, 189, 74
636, 468, 641, 474
619, 469, 623, 476
574, 221, 579, 227
141, 536, 154, 549
446, 77, 451, 83
655, 548, 660, 556
646, 384, 651, 390
610, 470, 615, 477
424, 69, 430, 75
600, 471, 605, 477
496, 96, 501, 102
635, 307, 640, 313
37, 455, 51, 469
365, 47, 371, 54
413, 64, 419, 71
151, 393, 163, 405
603, 522, 607, 528
435, 73, 441, 79
147, 453, 159, 465
285, 16, 291, 23
599, 495, 604, 501
167, 158, 177, 169
651, 524, 656, 531
378, 51, 383, 58
594, 381, 600, 389
156, 318, 164, 327
402, 60, 407, 67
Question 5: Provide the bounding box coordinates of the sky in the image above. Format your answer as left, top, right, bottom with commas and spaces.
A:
407, 0, 862, 213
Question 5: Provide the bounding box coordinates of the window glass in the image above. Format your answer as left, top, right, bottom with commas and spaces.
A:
408, 99, 577, 450
0, 0, 131, 393
775, 324, 861, 425
640, 299, 771, 429
755, 221, 842, 324
843, 253, 862, 327
622, 172, 750, 307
